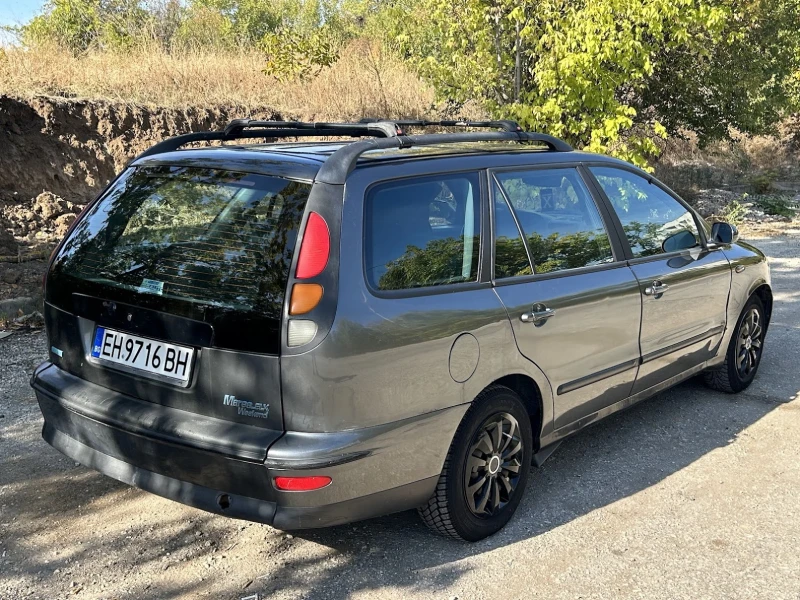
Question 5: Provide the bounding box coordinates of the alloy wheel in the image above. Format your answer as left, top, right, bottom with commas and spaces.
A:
736, 307, 763, 378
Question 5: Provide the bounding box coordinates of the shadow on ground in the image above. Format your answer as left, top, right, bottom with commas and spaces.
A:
1, 236, 798, 599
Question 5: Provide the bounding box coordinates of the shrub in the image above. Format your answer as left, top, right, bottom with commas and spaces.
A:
754, 194, 796, 218
749, 171, 778, 194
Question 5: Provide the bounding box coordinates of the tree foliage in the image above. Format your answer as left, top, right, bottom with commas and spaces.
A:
14, 0, 800, 165
390, 0, 800, 166
22, 0, 148, 52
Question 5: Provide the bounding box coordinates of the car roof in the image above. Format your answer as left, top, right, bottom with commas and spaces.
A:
130, 141, 630, 182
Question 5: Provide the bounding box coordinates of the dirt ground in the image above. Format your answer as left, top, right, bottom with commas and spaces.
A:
1, 232, 799, 600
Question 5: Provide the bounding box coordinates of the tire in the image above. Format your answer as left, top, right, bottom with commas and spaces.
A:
418, 385, 533, 541
703, 295, 766, 393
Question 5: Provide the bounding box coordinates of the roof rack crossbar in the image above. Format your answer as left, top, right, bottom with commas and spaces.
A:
315, 131, 573, 185
136, 123, 401, 159
360, 118, 523, 133
223, 119, 400, 138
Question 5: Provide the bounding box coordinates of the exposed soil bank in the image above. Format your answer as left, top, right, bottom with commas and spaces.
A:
0, 95, 280, 251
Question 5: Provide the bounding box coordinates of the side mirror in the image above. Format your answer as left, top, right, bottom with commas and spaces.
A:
661, 229, 698, 253
710, 221, 739, 245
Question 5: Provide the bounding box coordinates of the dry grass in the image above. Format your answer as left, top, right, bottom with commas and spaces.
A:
0, 39, 435, 119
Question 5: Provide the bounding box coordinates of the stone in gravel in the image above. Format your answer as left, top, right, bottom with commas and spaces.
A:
32, 192, 69, 220
0, 297, 33, 315
13, 311, 44, 328
0, 220, 17, 255
1, 270, 20, 284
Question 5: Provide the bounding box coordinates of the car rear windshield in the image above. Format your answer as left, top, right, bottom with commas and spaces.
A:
48, 165, 311, 353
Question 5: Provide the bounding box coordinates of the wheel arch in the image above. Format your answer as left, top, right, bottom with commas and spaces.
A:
484, 374, 544, 452
751, 283, 773, 330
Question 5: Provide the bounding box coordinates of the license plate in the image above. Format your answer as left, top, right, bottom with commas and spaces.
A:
91, 327, 194, 383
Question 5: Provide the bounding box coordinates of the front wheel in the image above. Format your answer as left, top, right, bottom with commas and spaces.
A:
418, 385, 533, 541
704, 295, 766, 393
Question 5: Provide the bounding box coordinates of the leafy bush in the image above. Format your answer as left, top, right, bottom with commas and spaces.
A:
749, 171, 778, 194
719, 197, 748, 225
262, 27, 338, 82
388, 0, 800, 168
754, 194, 796, 218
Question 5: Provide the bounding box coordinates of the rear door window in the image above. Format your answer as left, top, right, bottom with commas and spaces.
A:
494, 168, 614, 274
589, 167, 700, 257
364, 173, 481, 291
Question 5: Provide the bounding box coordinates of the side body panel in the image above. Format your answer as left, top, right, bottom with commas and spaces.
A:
707, 240, 772, 368
494, 266, 642, 429
629, 248, 731, 393
280, 156, 554, 438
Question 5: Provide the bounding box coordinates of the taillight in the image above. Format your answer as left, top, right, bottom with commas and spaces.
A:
287, 320, 317, 347
274, 476, 332, 491
295, 212, 329, 279
286, 212, 329, 348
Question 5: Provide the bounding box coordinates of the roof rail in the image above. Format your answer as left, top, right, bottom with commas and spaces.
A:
136, 119, 402, 159
134, 118, 574, 168
315, 131, 574, 185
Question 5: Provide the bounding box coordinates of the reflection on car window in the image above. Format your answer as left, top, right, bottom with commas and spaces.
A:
494, 168, 613, 274
493, 182, 532, 279
590, 167, 700, 258
52, 166, 310, 317
365, 173, 481, 291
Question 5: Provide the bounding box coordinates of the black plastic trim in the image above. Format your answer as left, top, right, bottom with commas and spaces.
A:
42, 425, 436, 530
557, 359, 640, 395
640, 326, 725, 364
263, 451, 371, 471
625, 247, 704, 267
44, 424, 279, 522
32, 362, 278, 461
491, 260, 630, 287
72, 294, 214, 347
316, 132, 572, 185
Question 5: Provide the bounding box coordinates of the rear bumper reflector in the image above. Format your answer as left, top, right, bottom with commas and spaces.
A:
274, 476, 332, 491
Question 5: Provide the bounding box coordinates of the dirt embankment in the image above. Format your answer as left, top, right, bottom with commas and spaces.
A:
0, 95, 280, 255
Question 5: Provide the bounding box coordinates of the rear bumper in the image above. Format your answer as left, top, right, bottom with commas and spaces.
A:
32, 362, 463, 529
42, 424, 436, 529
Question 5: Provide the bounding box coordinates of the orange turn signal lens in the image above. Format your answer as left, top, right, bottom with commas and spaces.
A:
289, 283, 323, 315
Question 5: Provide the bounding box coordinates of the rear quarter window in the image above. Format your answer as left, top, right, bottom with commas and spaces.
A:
364, 173, 482, 291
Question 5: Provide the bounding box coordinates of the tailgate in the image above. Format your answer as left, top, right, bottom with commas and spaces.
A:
44, 299, 284, 434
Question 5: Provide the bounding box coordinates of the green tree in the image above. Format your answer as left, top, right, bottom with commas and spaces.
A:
22, 0, 147, 52
633, 0, 800, 144
390, 0, 800, 167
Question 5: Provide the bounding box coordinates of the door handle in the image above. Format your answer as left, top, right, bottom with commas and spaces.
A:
521, 303, 556, 325
644, 280, 669, 296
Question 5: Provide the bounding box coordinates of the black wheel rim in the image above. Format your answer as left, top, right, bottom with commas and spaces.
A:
464, 412, 523, 518
736, 307, 763, 378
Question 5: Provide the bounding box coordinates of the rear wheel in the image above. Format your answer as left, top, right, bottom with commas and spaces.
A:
704, 295, 766, 393
418, 385, 533, 541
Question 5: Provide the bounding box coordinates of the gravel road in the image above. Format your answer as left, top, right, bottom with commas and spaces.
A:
1, 233, 799, 600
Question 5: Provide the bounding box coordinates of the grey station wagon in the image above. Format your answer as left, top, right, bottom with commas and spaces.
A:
31, 119, 772, 541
